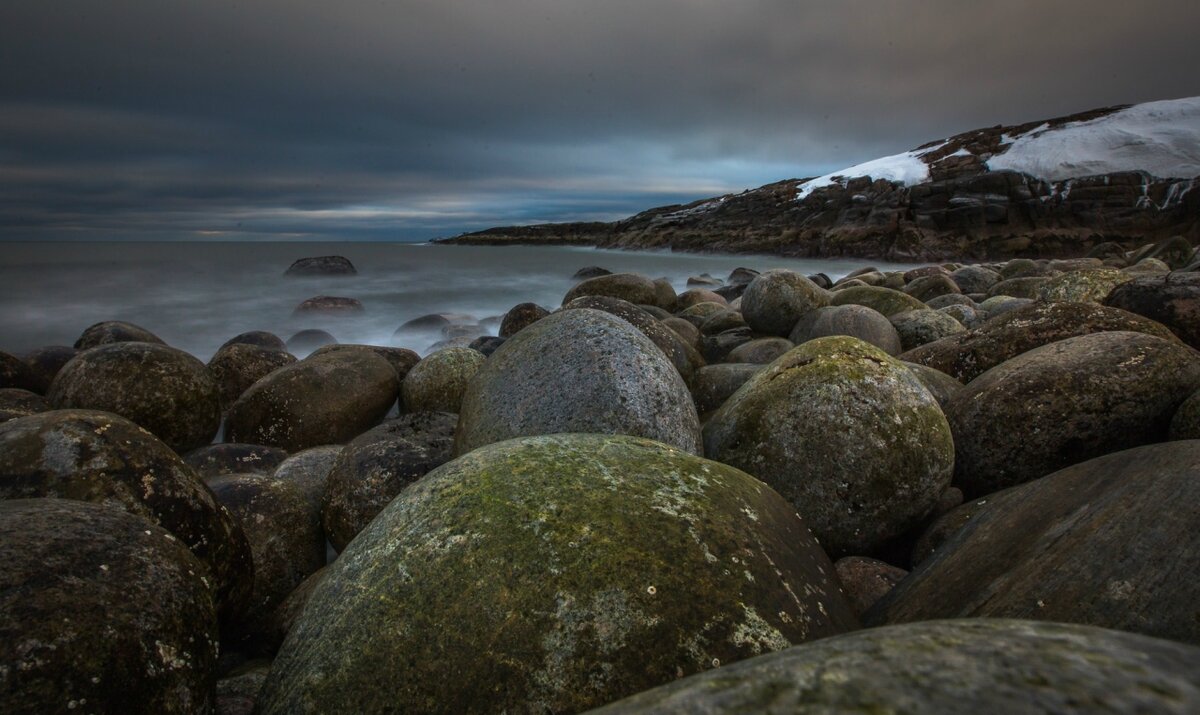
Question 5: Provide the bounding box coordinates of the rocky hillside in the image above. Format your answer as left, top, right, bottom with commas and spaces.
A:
439, 97, 1200, 260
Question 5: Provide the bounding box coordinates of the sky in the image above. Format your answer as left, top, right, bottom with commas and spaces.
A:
3, 1, 1199, 242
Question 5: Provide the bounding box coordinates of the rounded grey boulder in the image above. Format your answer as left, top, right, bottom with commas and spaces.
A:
401, 347, 485, 413
789, 303, 902, 355
740, 269, 830, 336
74, 320, 165, 350
561, 272, 659, 307
207, 342, 298, 412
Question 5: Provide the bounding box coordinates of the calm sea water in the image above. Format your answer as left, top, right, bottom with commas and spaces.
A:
0, 242, 918, 359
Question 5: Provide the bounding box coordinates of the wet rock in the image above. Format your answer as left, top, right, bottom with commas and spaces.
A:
586, 620, 1200, 715
0, 351, 38, 392
686, 274, 722, 287
19, 345, 77, 394
307, 344, 420, 384
572, 265, 611, 280
48, 342, 221, 452
499, 302, 551, 338
292, 295, 364, 317
283, 255, 357, 277
726, 266, 759, 284
740, 269, 830, 336
207, 343, 298, 412
74, 320, 165, 350
789, 304, 902, 355
456, 309, 702, 456
218, 331, 287, 352
690, 363, 765, 415
0, 410, 254, 620
828, 285, 926, 318
725, 337, 794, 364
256, 434, 857, 715
834, 556, 909, 617
561, 296, 705, 384
1170, 389, 1200, 439
322, 412, 457, 551
184, 443, 290, 479
1105, 272, 1200, 349
950, 265, 1001, 294
284, 329, 336, 355
0, 499, 219, 715
225, 350, 399, 452
401, 347, 485, 414
870, 441, 1200, 646
946, 331, 1200, 497
0, 388, 49, 424
561, 272, 659, 307
703, 337, 954, 557
1035, 267, 1132, 303
807, 272, 833, 290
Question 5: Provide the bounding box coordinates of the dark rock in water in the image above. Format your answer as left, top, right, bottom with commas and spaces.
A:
901, 301, 1181, 383
835, 556, 909, 617
725, 337, 793, 364
210, 473, 326, 654
184, 443, 290, 479
468, 335, 506, 356
307, 344, 420, 383
790, 304, 902, 355
828, 284, 926, 318
321, 412, 456, 551
946, 331, 1200, 497
401, 347, 484, 413
455, 309, 702, 456
285, 329, 337, 355
0, 410, 254, 621
1105, 272, 1200, 349
586, 620, 1200, 715
740, 269, 830, 336
0, 351, 38, 392
442, 323, 483, 340
49, 342, 221, 452
256, 434, 856, 715
1170, 389, 1200, 439
216, 662, 270, 715
74, 320, 165, 350
19, 345, 77, 394
691, 363, 765, 415
283, 255, 357, 277
395, 313, 451, 332
499, 302, 550, 338
0, 388, 49, 424
950, 264, 1001, 294
889, 309, 966, 351
699, 326, 754, 363
562, 272, 660, 307
562, 295, 704, 384
225, 350, 399, 452
572, 265, 611, 280
703, 337, 954, 557
727, 266, 760, 285
292, 295, 365, 317
869, 442, 1200, 647
0, 499, 219, 715
218, 331, 287, 352
208, 343, 298, 412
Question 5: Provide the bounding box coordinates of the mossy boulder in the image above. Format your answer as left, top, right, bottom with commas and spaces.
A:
900, 301, 1180, 383
1035, 267, 1132, 303
1105, 272, 1200, 349
0, 499, 219, 715
401, 347, 485, 413
740, 269, 830, 336
999, 257, 1054, 279
562, 296, 704, 384
725, 337, 794, 365
47, 342, 221, 452
977, 295, 1032, 317
0, 388, 49, 424
702, 337, 954, 557
0, 409, 254, 620
500, 302, 550, 338
828, 284, 926, 318
207, 343, 298, 412
456, 309, 701, 456
183, 443, 290, 478
322, 412, 456, 551
73, 320, 165, 349
937, 303, 986, 329
561, 272, 659, 307
256, 434, 857, 715
20, 345, 78, 394
789, 303, 902, 355
225, 350, 398, 452
889, 309, 967, 351
946, 331, 1200, 497
690, 363, 765, 415
586, 620, 1200, 714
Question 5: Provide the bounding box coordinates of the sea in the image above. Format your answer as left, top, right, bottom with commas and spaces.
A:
0, 242, 919, 359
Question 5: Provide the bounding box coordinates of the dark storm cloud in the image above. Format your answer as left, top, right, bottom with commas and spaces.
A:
2, 1, 1199, 240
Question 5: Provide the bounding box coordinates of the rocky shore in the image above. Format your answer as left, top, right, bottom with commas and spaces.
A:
3, 240, 1200, 714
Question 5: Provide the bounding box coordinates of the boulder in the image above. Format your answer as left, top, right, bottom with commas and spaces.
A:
561, 273, 659, 307
834, 556, 909, 617
676, 288, 726, 310
1170, 389, 1200, 440
740, 269, 830, 336
0, 499, 219, 715
652, 278, 679, 312
889, 309, 967, 351
183, 443, 290, 478
272, 445, 343, 522
686, 273, 722, 287
1035, 267, 1132, 303
925, 292, 975, 309
977, 295, 1031, 317
292, 295, 364, 316
697, 308, 747, 335
1105, 272, 1200, 349
225, 350, 399, 452
283, 255, 357, 276
999, 258, 1054, 279
218, 331, 288, 352
455, 310, 702, 456
207, 343, 298, 412
868, 442, 1200, 646
945, 331, 1200, 497
0, 388, 49, 424
950, 265, 1001, 294
499, 302, 551, 338
828, 285, 926, 318
468, 335, 506, 356
911, 495, 991, 566
789, 304, 902, 355
256, 434, 857, 715
703, 337, 954, 557
48, 342, 221, 452
902, 362, 963, 410
216, 662, 270, 715
690, 363, 765, 415
903, 274, 961, 302
561, 296, 704, 384
19, 345, 78, 394
726, 266, 759, 284
74, 320, 165, 350
937, 303, 986, 329
284, 329, 336, 355
724, 337, 794, 364
0, 351, 41, 392
987, 276, 1048, 299
572, 265, 611, 280
401, 347, 485, 413
661, 317, 700, 347
307, 344, 420, 383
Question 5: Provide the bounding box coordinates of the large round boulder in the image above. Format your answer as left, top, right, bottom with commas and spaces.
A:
0, 388, 49, 424
47, 342, 221, 452
73, 320, 164, 350
702, 336, 955, 557
740, 269, 830, 336
0, 409, 254, 620
1170, 389, 1200, 439
889, 309, 966, 351
789, 303, 902, 355
946, 331, 1200, 497
561, 272, 659, 307
903, 273, 960, 303
256, 434, 857, 715
0, 499, 219, 714
401, 347, 485, 413
455, 309, 701, 456
20, 345, 78, 394
829, 284, 927, 318
272, 445, 343, 521
226, 350, 398, 452
1105, 272, 1200, 348
207, 342, 298, 412
950, 265, 1001, 294
285, 329, 337, 355
1035, 267, 1132, 303
868, 441, 1200, 646
561, 296, 704, 384
218, 330, 287, 352
499, 302, 550, 338
690, 363, 765, 415
308, 344, 421, 383
725, 337, 793, 364
586, 620, 1200, 714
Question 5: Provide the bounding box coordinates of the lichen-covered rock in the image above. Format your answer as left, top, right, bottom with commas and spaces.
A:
703, 337, 954, 557
47, 341, 221, 452
561, 272, 659, 307
225, 350, 399, 452
499, 302, 551, 338
724, 337, 793, 365
740, 269, 830, 336
950, 265, 1002, 294
74, 320, 165, 350
834, 556, 908, 618
207, 343, 298, 412
889, 309, 967, 351
256, 434, 857, 715
401, 347, 484, 413
900, 301, 1180, 383
946, 331, 1200, 497
0, 499, 219, 715
690, 363, 765, 415
1170, 389, 1200, 439
870, 442, 1200, 646
183, 443, 290, 479
1035, 267, 1133, 303
585, 620, 1200, 715
789, 304, 902, 355
1105, 272, 1200, 349
456, 309, 701, 456
20, 345, 78, 394
0, 388, 49, 424
937, 303, 986, 329
0, 409, 254, 620
902, 362, 963, 410
218, 331, 288, 352
283, 255, 357, 277
562, 296, 704, 384
322, 412, 456, 551
828, 284, 926, 318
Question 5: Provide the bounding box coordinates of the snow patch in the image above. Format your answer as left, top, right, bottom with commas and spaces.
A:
796, 150, 931, 200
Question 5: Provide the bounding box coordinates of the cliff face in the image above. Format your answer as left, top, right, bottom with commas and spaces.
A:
439, 99, 1200, 260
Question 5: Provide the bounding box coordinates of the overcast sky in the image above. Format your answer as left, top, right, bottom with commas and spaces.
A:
3, 1, 1199, 241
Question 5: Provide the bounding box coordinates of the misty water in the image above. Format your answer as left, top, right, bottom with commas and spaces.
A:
0, 242, 919, 359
